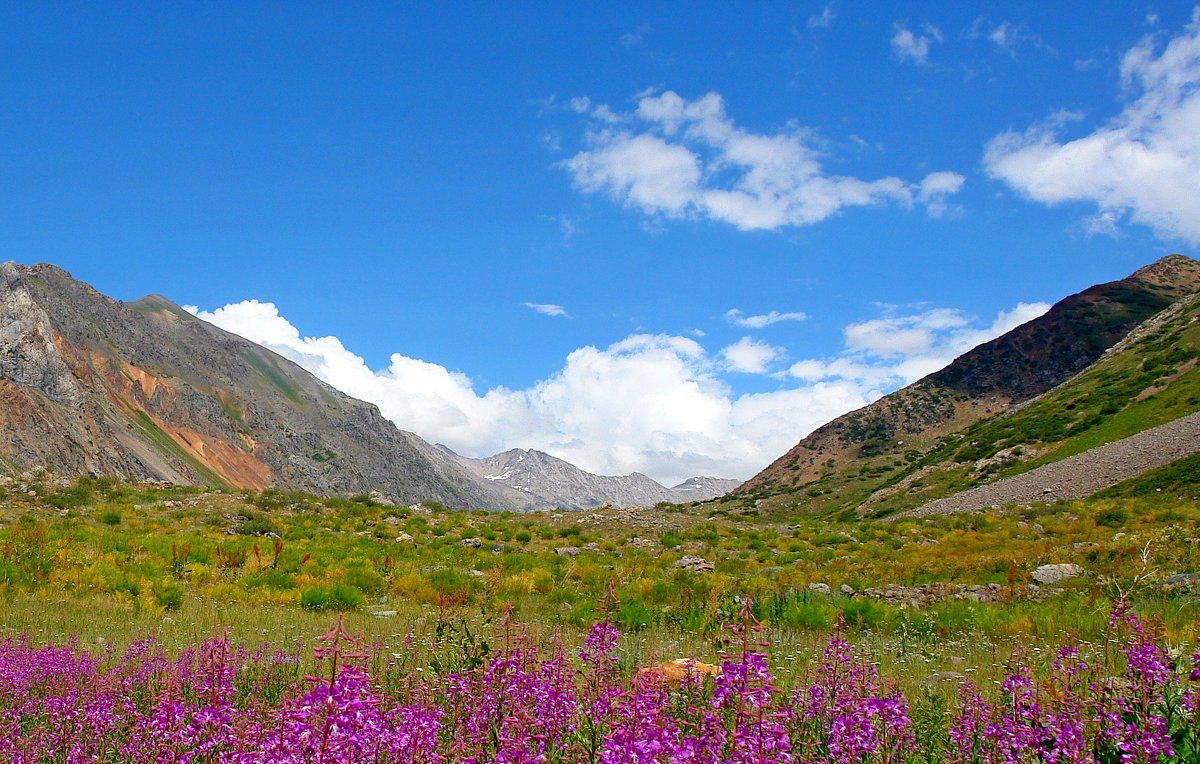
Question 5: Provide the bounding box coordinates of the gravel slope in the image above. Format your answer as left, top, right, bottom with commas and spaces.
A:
899, 411, 1200, 518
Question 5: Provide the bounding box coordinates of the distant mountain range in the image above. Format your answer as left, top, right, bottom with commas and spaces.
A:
454, 447, 740, 510
0, 262, 736, 510
736, 254, 1200, 517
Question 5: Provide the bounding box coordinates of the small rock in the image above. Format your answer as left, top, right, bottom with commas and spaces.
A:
1032, 563, 1084, 585
839, 584, 855, 596
461, 537, 483, 548
395, 532, 413, 543
555, 546, 581, 557
368, 490, 395, 507
675, 555, 715, 573
468, 569, 484, 577
372, 610, 398, 618
808, 582, 831, 596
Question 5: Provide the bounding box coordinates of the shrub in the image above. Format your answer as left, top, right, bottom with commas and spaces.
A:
299, 585, 364, 611
152, 579, 184, 610
98, 509, 122, 525
1095, 506, 1129, 527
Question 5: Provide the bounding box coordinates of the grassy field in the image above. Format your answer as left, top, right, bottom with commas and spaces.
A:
1, 474, 1198, 655
2, 474, 1199, 760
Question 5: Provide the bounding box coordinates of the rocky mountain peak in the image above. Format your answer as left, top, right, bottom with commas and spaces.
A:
1129, 253, 1200, 289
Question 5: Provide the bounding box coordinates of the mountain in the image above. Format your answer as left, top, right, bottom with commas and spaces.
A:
455, 448, 741, 510
735, 254, 1200, 517
0, 262, 735, 510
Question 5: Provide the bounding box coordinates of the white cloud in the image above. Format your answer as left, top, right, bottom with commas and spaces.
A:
524, 302, 571, 318
725, 308, 808, 328
891, 23, 942, 65
918, 171, 966, 217
184, 301, 537, 457
808, 3, 836, 29
984, 9, 1200, 244
186, 297, 1049, 487
565, 90, 963, 230
721, 337, 782, 374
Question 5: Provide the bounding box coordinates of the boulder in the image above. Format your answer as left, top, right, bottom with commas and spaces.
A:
1032, 563, 1083, 584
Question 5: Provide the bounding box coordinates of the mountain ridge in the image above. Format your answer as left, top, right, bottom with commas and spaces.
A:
0, 262, 736, 509
736, 254, 1200, 513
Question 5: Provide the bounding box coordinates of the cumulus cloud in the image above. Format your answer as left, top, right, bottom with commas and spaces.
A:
184, 301, 537, 457
564, 90, 963, 231
984, 9, 1200, 244
721, 337, 783, 374
891, 22, 943, 65
725, 308, 808, 328
186, 297, 1048, 487
524, 302, 571, 318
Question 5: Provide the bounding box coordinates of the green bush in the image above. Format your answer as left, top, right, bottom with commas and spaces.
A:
98, 509, 122, 526
299, 585, 364, 611
781, 600, 834, 631
840, 599, 887, 630
617, 596, 654, 632
1095, 506, 1128, 528
153, 579, 184, 610
235, 510, 280, 537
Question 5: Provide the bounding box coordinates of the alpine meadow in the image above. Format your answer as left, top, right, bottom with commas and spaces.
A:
3, 4, 1200, 763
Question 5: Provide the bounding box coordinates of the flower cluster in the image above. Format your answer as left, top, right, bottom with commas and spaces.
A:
0, 604, 1195, 762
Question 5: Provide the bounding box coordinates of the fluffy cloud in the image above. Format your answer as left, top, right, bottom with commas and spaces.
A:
565, 90, 962, 230
891, 23, 943, 65
186, 297, 1047, 487
725, 308, 808, 328
184, 301, 536, 457
984, 10, 1200, 244
524, 302, 571, 318
721, 337, 783, 374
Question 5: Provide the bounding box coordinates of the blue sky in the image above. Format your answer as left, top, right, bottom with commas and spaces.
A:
2, 3, 1198, 484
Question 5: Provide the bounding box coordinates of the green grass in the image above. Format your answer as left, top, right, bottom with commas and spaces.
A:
1, 479, 1198, 703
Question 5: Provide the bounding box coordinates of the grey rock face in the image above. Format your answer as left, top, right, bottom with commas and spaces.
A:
1032, 564, 1084, 584
0, 262, 531, 508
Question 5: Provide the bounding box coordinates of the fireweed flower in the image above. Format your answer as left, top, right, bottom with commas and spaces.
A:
0, 603, 1196, 762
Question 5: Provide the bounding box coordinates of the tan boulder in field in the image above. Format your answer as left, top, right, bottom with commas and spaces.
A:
638, 658, 723, 686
